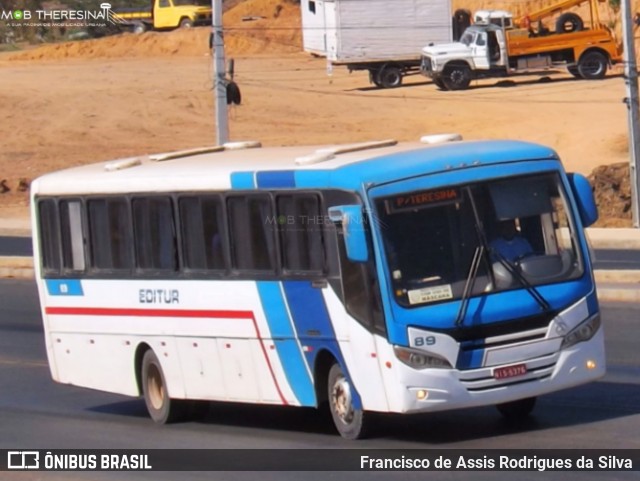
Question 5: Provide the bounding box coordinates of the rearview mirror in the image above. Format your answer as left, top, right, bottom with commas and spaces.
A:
328, 205, 369, 262
568, 173, 598, 227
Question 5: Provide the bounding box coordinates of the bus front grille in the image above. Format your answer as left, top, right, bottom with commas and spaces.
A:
457, 352, 558, 392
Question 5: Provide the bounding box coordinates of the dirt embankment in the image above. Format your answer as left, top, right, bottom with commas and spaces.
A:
8, 0, 302, 60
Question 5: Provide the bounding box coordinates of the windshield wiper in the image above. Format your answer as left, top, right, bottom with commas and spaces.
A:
455, 245, 484, 327
456, 186, 551, 327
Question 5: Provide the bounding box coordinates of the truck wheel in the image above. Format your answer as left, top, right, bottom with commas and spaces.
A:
442, 64, 471, 90
378, 66, 403, 89
179, 18, 194, 29
578, 51, 608, 80
556, 13, 583, 34
433, 76, 448, 90
369, 69, 383, 88
132, 22, 146, 35
328, 363, 370, 439
567, 66, 582, 78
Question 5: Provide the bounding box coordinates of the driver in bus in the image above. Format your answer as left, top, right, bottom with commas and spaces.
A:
490, 219, 533, 263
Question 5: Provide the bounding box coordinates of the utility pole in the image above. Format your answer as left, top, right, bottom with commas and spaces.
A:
621, 0, 640, 227
212, 0, 229, 145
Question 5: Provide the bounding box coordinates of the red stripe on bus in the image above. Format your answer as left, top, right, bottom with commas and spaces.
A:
45, 307, 255, 319
45, 306, 289, 406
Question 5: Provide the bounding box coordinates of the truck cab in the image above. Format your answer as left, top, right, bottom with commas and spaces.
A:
153, 0, 212, 29
114, 0, 212, 33
421, 24, 508, 90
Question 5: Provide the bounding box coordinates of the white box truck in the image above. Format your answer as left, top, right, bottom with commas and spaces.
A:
301, 0, 459, 88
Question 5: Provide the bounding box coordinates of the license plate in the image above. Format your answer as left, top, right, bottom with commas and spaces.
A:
494, 363, 527, 380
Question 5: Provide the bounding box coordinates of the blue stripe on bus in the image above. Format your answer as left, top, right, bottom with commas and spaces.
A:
230, 172, 256, 189
256, 281, 316, 407
456, 347, 485, 370
248, 169, 362, 409
46, 279, 84, 296
256, 171, 296, 188
282, 280, 363, 410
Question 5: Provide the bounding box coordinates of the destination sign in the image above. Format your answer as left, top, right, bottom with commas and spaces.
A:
388, 187, 461, 213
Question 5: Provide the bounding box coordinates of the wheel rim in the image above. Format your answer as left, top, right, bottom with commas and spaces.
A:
382, 70, 401, 88
331, 375, 354, 425
451, 69, 465, 85
147, 363, 165, 411
582, 56, 604, 76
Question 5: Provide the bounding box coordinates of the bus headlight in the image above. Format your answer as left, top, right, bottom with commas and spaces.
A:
561, 314, 601, 349
393, 346, 452, 370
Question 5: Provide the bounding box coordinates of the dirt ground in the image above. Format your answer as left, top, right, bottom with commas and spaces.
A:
0, 0, 635, 226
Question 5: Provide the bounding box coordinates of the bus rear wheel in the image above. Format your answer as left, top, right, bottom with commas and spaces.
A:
328, 363, 369, 439
142, 349, 188, 424
496, 396, 537, 421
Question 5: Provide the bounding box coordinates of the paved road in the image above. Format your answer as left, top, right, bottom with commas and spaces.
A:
0, 279, 638, 481
2, 236, 640, 270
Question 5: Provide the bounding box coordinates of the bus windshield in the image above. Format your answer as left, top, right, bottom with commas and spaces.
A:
375, 172, 583, 308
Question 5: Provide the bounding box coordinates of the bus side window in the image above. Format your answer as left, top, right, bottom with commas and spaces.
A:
179, 195, 227, 271
227, 194, 276, 273
132, 197, 177, 271
38, 199, 62, 275
276, 194, 325, 275
59, 199, 86, 272
87, 198, 133, 271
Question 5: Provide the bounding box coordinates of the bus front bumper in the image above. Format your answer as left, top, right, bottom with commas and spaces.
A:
392, 328, 605, 414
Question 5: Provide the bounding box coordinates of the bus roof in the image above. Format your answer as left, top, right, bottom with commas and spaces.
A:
31, 139, 559, 196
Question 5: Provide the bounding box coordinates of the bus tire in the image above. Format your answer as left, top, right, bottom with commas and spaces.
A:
496, 396, 537, 421
442, 64, 471, 90
578, 51, 608, 80
555, 13, 583, 34
141, 349, 186, 424
328, 363, 369, 439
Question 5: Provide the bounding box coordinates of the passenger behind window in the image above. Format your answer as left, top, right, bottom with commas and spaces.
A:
490, 219, 533, 263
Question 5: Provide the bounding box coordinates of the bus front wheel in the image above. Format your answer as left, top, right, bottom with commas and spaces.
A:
328, 363, 369, 439
496, 396, 537, 421
142, 349, 186, 424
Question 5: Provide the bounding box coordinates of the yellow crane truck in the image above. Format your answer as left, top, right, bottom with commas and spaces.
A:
420, 0, 622, 90
113, 0, 212, 34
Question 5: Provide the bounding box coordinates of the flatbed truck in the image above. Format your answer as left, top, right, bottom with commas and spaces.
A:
421, 0, 622, 90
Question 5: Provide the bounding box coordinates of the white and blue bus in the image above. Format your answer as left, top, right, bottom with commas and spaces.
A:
31, 137, 603, 439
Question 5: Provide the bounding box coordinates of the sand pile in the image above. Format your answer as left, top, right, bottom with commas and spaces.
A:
224, 0, 302, 52
9, 0, 302, 61
589, 163, 633, 227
